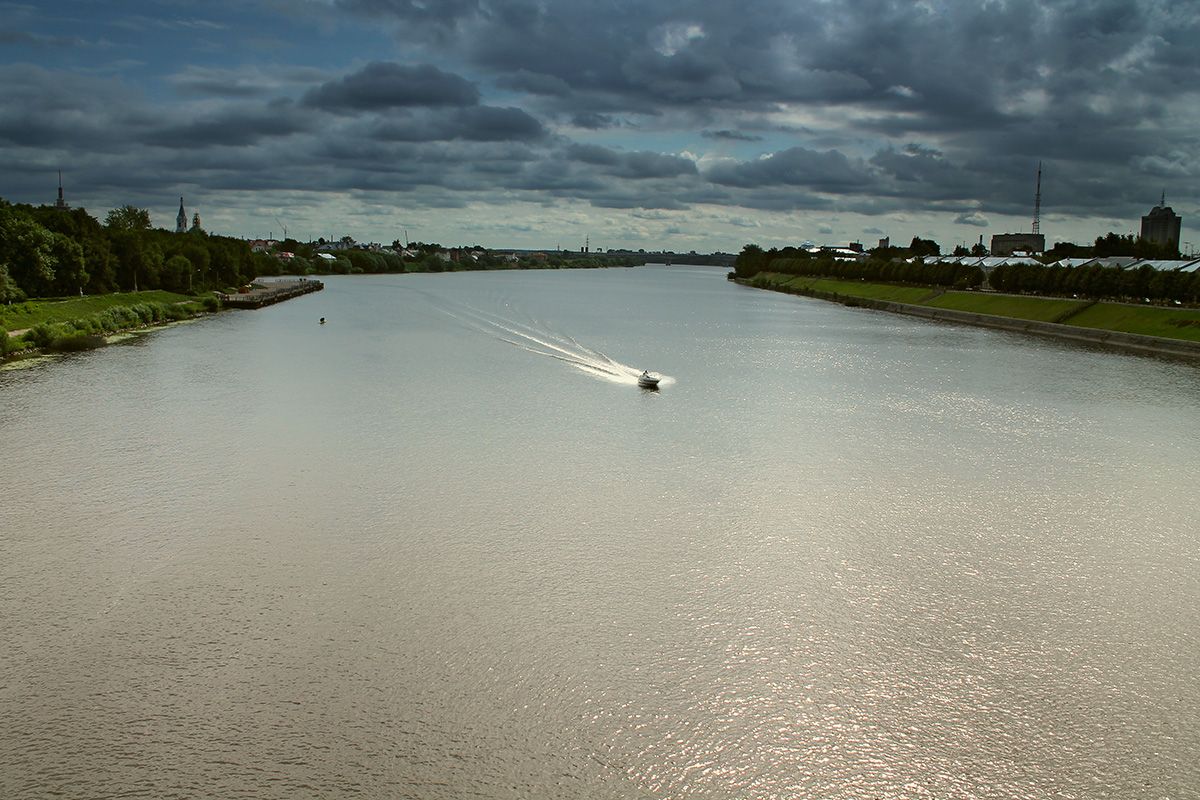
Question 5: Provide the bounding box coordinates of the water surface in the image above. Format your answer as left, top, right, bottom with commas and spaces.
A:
3, 266, 1199, 798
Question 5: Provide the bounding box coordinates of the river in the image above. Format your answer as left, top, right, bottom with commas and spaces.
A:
2, 265, 1199, 799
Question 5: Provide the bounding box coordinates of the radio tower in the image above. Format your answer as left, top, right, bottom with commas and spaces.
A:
1032, 161, 1042, 235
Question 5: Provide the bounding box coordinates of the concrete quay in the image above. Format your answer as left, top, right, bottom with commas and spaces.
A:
218, 279, 323, 309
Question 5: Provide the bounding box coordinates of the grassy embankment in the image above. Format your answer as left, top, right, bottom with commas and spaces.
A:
1, 291, 218, 356
754, 273, 1200, 342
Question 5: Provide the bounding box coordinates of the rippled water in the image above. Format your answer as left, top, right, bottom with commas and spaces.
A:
3, 266, 1199, 799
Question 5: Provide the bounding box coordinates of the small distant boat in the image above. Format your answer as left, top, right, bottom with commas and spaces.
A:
638, 371, 660, 388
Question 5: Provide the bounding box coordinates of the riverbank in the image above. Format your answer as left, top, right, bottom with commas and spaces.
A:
1, 292, 221, 360
740, 273, 1200, 359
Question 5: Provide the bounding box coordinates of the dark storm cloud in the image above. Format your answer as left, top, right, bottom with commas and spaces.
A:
337, 0, 886, 110
366, 106, 546, 143
566, 144, 697, 180
868, 145, 980, 201
302, 62, 480, 112
570, 112, 619, 130
0, 64, 147, 149
707, 147, 877, 193
337, 0, 1200, 201
3, 0, 1197, 242
495, 70, 572, 98
703, 130, 763, 142
145, 101, 312, 148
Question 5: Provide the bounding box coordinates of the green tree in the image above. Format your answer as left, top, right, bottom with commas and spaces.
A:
909, 236, 941, 258
109, 232, 163, 291
0, 208, 58, 296
162, 254, 193, 293
48, 233, 87, 296
734, 244, 767, 278
34, 206, 119, 293
104, 205, 153, 231
0, 261, 23, 304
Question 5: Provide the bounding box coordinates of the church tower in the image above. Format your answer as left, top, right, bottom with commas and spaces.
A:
176, 198, 187, 233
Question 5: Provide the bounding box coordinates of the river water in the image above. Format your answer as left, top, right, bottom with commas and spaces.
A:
2, 265, 1199, 799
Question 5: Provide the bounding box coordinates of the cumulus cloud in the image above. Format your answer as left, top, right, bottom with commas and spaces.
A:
707, 147, 877, 192
1, 0, 1197, 247
566, 144, 698, 179
569, 112, 620, 130
367, 106, 546, 142
302, 62, 480, 112
146, 101, 313, 148
702, 130, 763, 142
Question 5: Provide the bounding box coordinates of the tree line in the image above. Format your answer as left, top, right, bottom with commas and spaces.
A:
988, 261, 1200, 303
733, 243, 985, 289
257, 239, 643, 276
733, 231, 1197, 304
0, 198, 648, 303
0, 199, 268, 302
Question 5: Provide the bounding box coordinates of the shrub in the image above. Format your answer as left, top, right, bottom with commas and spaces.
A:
49, 334, 104, 352
26, 323, 57, 349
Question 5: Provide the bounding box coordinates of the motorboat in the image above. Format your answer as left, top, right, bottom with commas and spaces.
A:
638, 371, 660, 389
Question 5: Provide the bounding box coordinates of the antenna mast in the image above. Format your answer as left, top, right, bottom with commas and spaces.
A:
1032, 161, 1042, 235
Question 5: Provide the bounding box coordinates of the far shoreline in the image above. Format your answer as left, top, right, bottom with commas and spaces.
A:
737, 274, 1200, 361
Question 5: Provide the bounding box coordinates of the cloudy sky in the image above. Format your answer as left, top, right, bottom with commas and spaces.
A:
2, 0, 1198, 252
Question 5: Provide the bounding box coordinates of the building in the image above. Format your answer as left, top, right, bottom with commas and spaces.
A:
55, 171, 70, 211
992, 162, 1047, 256
991, 232, 1045, 256
1141, 194, 1182, 247
175, 198, 188, 233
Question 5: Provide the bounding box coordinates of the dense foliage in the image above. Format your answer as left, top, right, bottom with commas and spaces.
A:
734, 231, 1193, 303
1091, 233, 1180, 259
0, 198, 270, 301
734, 245, 984, 289
988, 261, 1200, 303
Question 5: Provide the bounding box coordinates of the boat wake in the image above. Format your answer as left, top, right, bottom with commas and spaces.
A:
440, 301, 667, 387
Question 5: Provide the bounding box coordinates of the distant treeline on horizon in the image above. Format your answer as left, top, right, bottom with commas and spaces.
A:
0, 199, 649, 302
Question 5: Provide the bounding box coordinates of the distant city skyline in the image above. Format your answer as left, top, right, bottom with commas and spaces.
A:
2, 0, 1197, 252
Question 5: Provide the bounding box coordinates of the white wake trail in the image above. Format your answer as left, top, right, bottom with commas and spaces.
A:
440, 301, 662, 386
